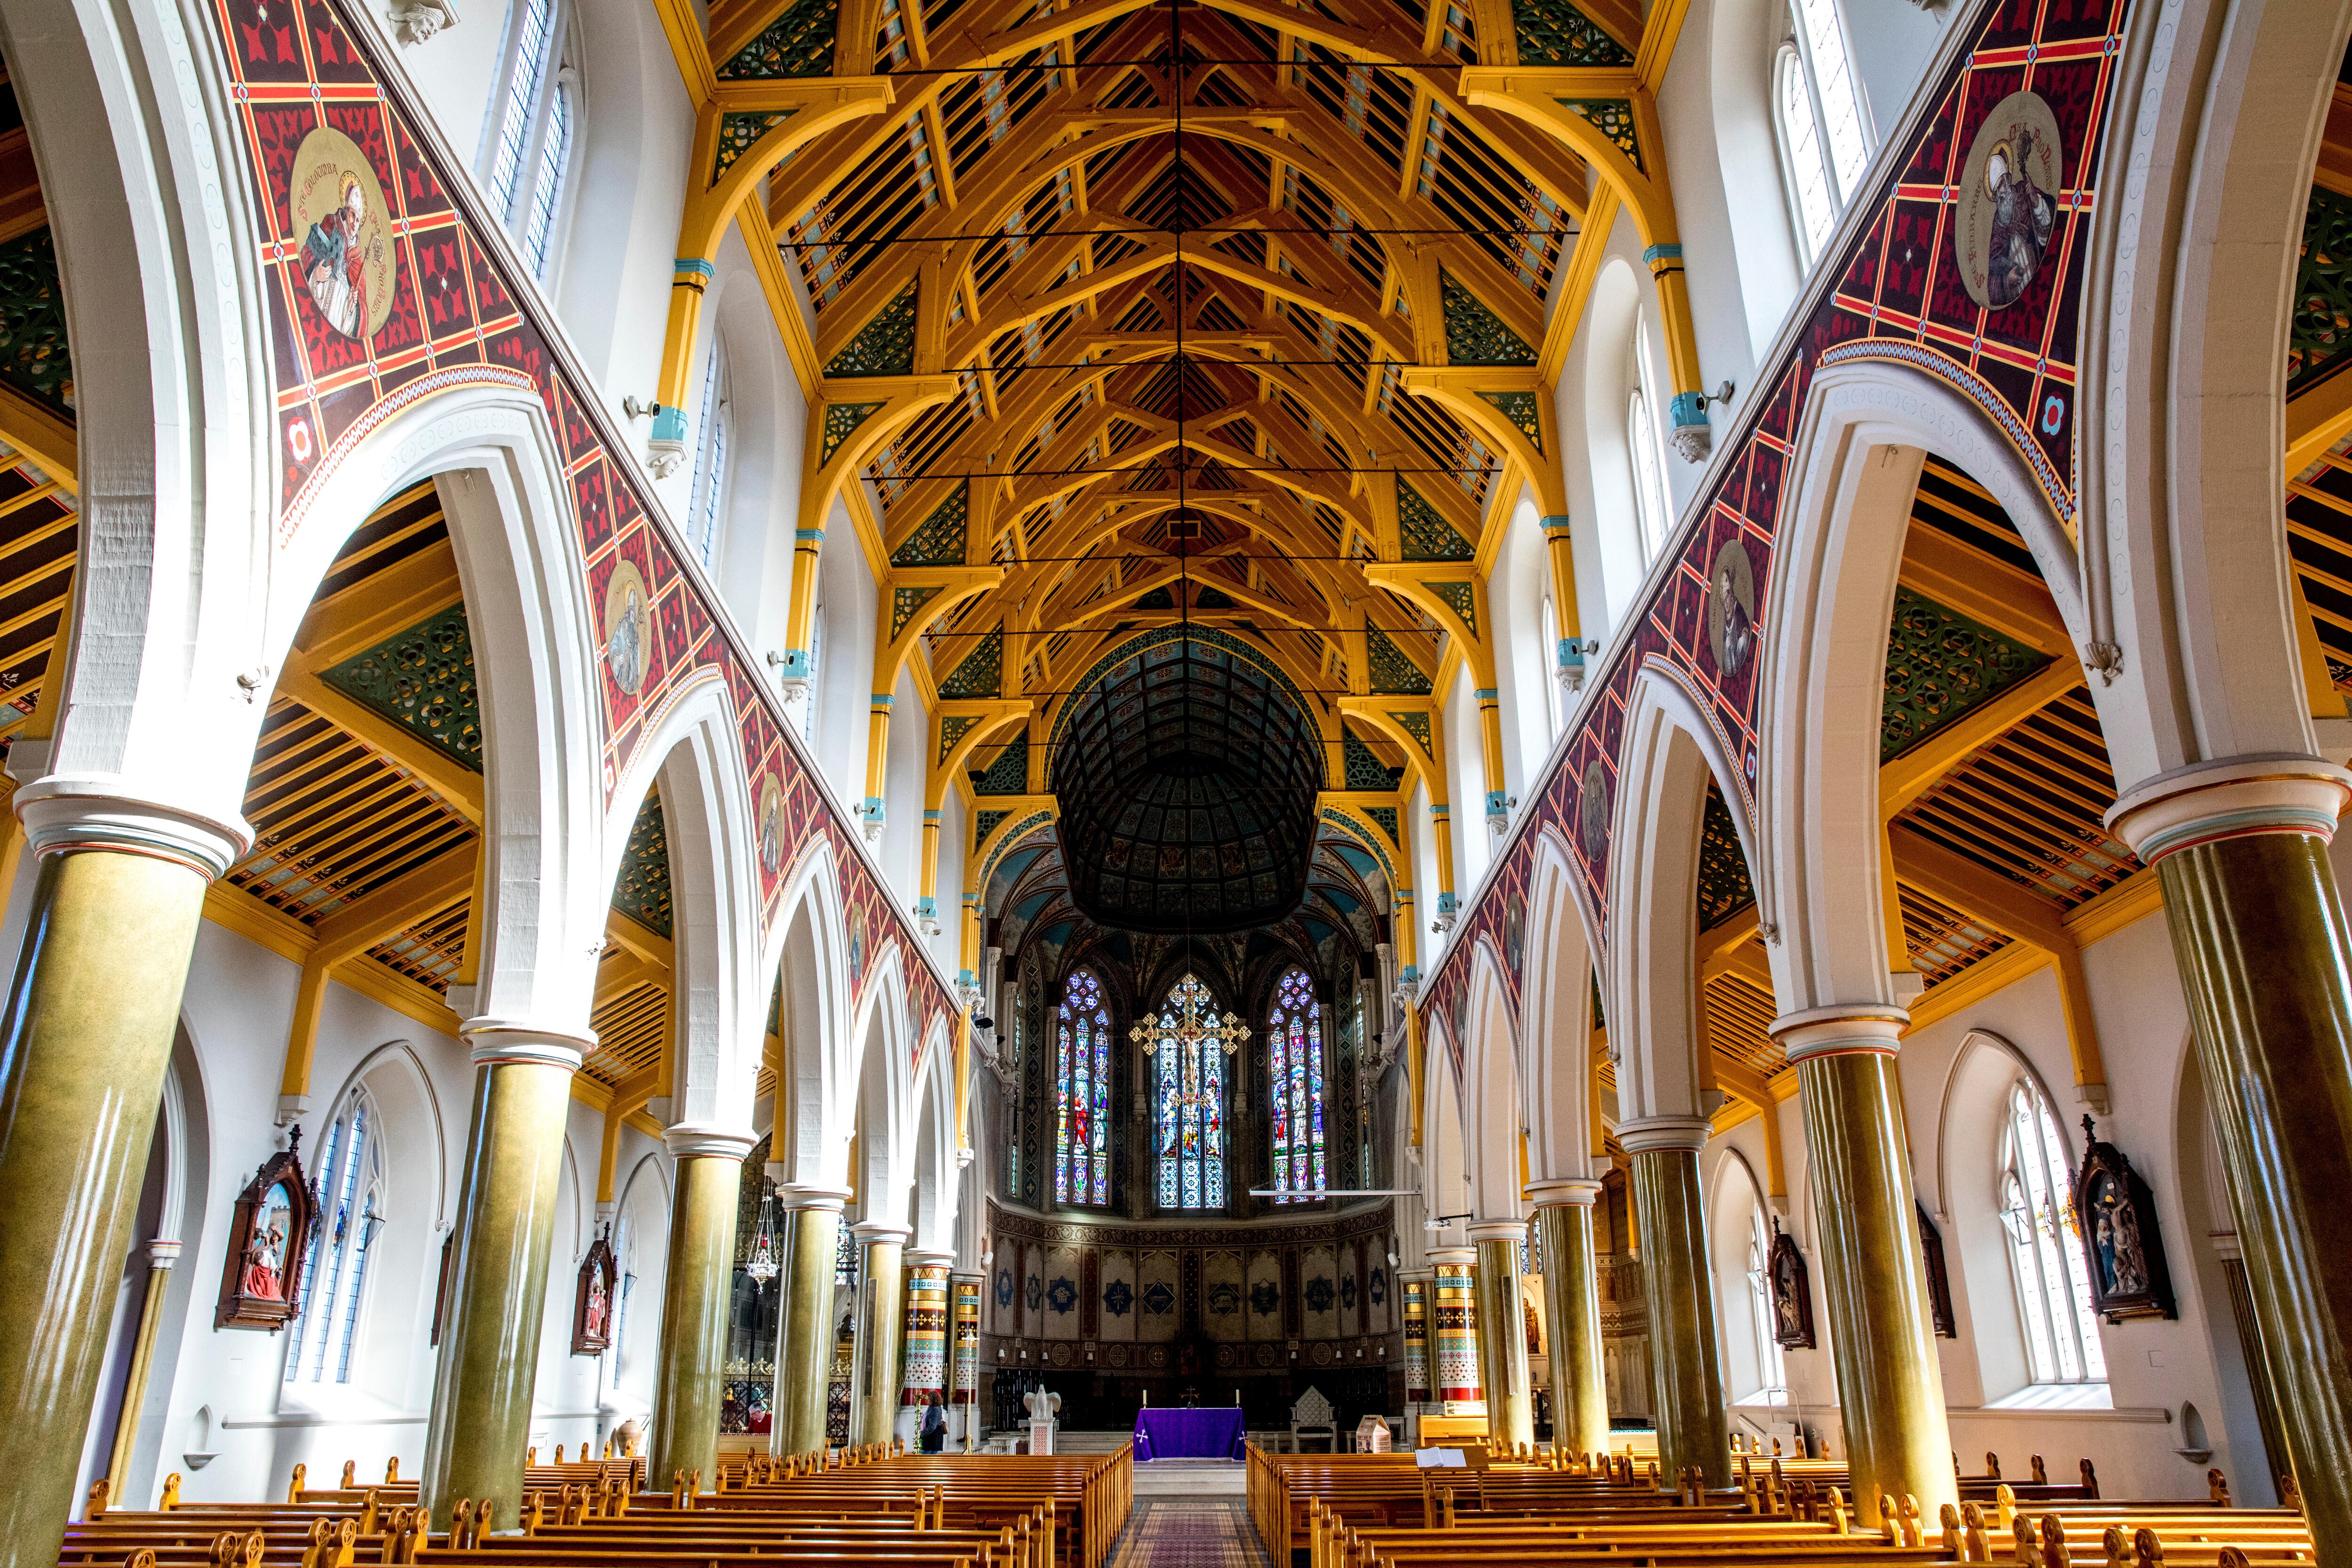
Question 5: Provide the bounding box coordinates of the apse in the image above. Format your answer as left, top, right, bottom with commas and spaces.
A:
1049, 629, 1323, 934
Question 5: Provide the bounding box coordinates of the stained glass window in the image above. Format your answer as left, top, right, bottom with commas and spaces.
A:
1154, 974, 1226, 1210
284, 1090, 381, 1386
2000, 1079, 2106, 1384
1054, 969, 1111, 1205
1267, 968, 1327, 1203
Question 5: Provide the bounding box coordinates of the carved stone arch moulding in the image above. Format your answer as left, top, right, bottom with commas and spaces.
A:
1421, 0, 2134, 1038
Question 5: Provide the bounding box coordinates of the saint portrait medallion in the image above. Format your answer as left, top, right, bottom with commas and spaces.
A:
287, 127, 396, 342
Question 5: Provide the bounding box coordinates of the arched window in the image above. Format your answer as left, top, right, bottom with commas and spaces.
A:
485, 0, 577, 280
1741, 1208, 1789, 1402
1999, 1079, 2107, 1384
803, 600, 827, 740
1266, 968, 1326, 1203
284, 1090, 383, 1385
689, 338, 732, 568
1152, 973, 1227, 1210
1053, 969, 1112, 1206
1627, 388, 1669, 561
1772, 0, 1869, 269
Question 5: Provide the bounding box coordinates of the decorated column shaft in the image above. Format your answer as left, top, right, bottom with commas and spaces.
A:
2111, 763, 2352, 1559
0, 790, 243, 1568
1774, 1009, 1955, 1531
1428, 1251, 1483, 1403
423, 1023, 596, 1530
1401, 1271, 1432, 1401
951, 1272, 983, 1449
901, 1251, 953, 1412
1622, 1117, 1730, 1490
853, 1223, 910, 1445
1469, 1221, 1534, 1447
648, 1128, 753, 1493
771, 1186, 848, 1456
1530, 1180, 1611, 1456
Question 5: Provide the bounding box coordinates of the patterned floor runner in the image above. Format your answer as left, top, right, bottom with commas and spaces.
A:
1113, 1498, 1266, 1568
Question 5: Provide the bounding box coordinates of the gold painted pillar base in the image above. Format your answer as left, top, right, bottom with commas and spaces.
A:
649, 1129, 753, 1492
1470, 1223, 1534, 1449
0, 812, 233, 1568
853, 1224, 909, 1447
1775, 1009, 1955, 1531
771, 1186, 848, 1456
1623, 1119, 1729, 1489
1530, 1181, 1611, 1456
2111, 762, 2352, 1559
421, 1027, 592, 1531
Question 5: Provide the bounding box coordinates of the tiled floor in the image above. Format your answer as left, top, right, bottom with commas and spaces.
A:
1114, 1493, 1264, 1568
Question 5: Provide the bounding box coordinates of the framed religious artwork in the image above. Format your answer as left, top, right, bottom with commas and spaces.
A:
572, 1233, 619, 1355
1917, 1202, 1959, 1338
2074, 1117, 2177, 1323
215, 1129, 318, 1330
1768, 1222, 1815, 1351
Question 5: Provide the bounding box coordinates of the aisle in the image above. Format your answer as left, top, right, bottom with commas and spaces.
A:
1113, 1493, 1265, 1568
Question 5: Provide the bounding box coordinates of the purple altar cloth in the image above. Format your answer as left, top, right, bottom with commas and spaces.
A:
1132, 1406, 1246, 1461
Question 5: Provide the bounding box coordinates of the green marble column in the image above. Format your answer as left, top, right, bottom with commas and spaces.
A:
2112, 763, 2352, 1561
648, 1129, 752, 1493
0, 791, 242, 1568
1529, 1181, 1611, 1456
421, 1025, 592, 1530
1469, 1222, 1534, 1449
852, 1224, 909, 1446
1775, 1008, 1955, 1532
1622, 1117, 1729, 1490
771, 1186, 848, 1457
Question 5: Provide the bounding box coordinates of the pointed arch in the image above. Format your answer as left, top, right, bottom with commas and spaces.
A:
1519, 828, 1605, 1182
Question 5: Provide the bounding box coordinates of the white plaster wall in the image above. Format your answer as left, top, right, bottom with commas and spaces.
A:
115, 923, 667, 1506
809, 492, 880, 808
1489, 488, 1557, 797
1653, 4, 1764, 458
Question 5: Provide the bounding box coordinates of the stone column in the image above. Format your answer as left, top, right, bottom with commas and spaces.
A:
0, 789, 244, 1567
1399, 1270, 1433, 1403
1621, 1116, 1729, 1490
105, 1239, 183, 1498
2109, 762, 2352, 1560
900, 1250, 953, 1445
1427, 1250, 1482, 1404
422, 1022, 596, 1529
1772, 1008, 1955, 1531
647, 1128, 753, 1493
1469, 1221, 1534, 1448
951, 1272, 983, 1450
1529, 1179, 1611, 1456
852, 1223, 911, 1446
770, 1185, 849, 1457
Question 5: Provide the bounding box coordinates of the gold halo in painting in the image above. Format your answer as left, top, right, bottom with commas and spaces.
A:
287, 126, 397, 342
602, 560, 653, 696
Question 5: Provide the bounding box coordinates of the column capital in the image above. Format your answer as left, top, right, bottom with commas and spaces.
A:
851, 1221, 914, 1246
461, 1019, 596, 1071
1616, 1114, 1712, 1154
776, 1184, 853, 1212
1465, 1218, 1527, 1245
1426, 1247, 1477, 1266
664, 1124, 756, 1161
2106, 756, 2352, 861
1770, 1003, 1907, 1065
147, 1238, 184, 1269
1396, 1267, 1437, 1282
906, 1249, 956, 1270
1527, 1177, 1604, 1207
949, 1270, 987, 1285
14, 775, 253, 880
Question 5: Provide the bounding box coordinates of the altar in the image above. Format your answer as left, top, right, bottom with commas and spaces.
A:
1132, 1406, 1247, 1461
